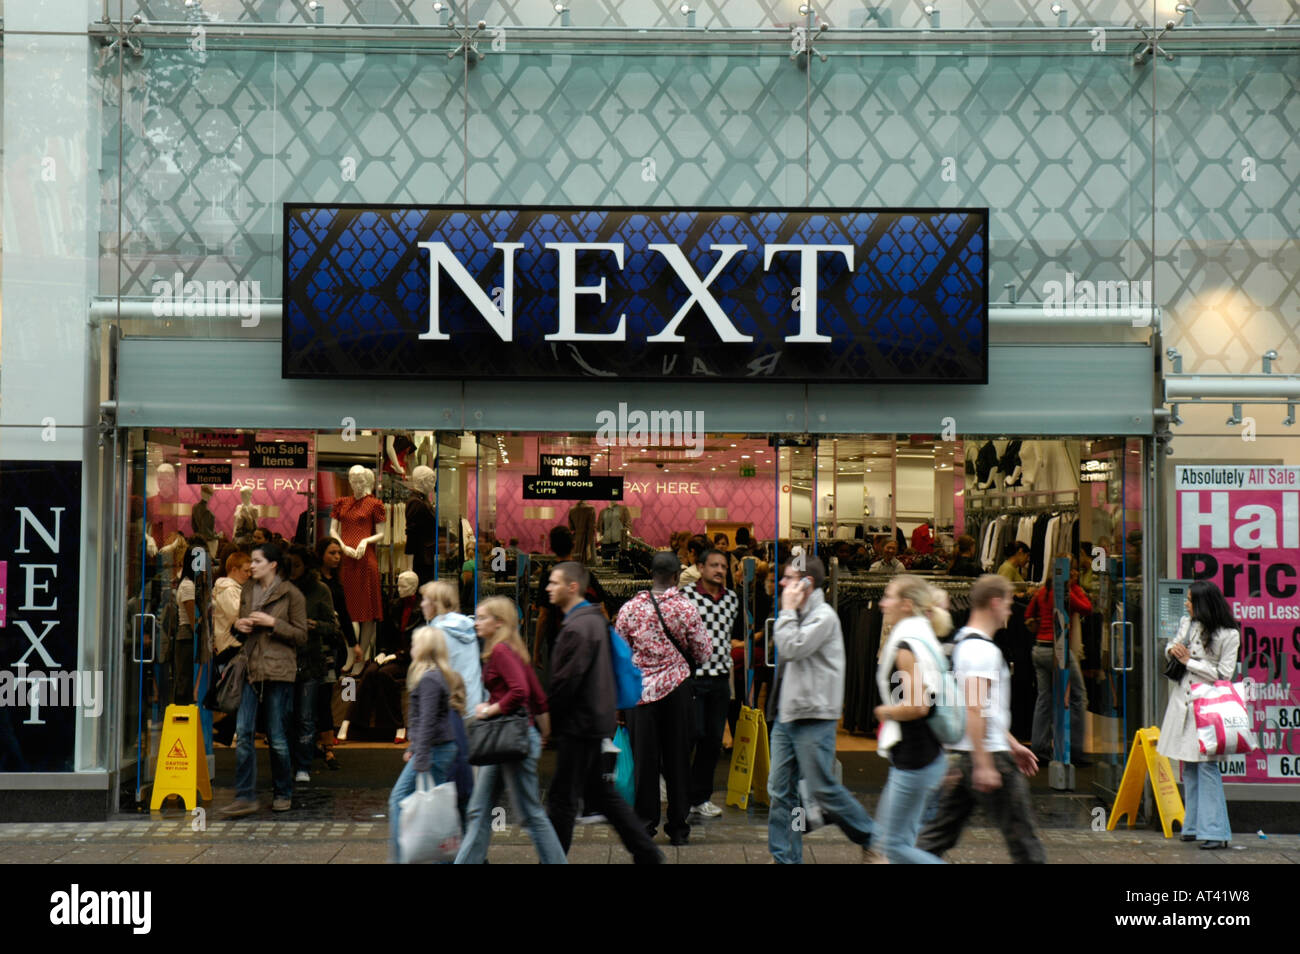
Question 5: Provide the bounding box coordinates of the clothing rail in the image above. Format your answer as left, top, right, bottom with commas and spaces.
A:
966, 490, 1079, 512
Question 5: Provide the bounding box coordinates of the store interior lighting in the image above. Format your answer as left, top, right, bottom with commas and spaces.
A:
679, 2, 697, 27
1049, 2, 1067, 26
554, 2, 571, 26
923, 3, 939, 28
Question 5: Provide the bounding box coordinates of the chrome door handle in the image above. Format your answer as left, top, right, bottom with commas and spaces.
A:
132, 613, 157, 664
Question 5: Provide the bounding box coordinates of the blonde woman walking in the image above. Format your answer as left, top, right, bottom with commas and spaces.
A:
873, 575, 950, 863
454, 598, 566, 864
388, 626, 468, 862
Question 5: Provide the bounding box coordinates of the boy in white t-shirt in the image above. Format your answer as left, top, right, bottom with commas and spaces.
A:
916, 574, 1046, 864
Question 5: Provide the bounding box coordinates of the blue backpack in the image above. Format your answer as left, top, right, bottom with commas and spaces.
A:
608, 624, 644, 710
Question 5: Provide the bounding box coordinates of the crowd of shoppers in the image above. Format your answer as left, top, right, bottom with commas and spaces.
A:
194, 516, 1234, 864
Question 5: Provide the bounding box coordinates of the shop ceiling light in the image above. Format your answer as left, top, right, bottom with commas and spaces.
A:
679, 2, 697, 27
554, 2, 571, 26
307, 0, 325, 23
433, 0, 454, 25
1175, 2, 1198, 25
1225, 403, 1243, 427
923, 3, 939, 28
1049, 2, 1067, 26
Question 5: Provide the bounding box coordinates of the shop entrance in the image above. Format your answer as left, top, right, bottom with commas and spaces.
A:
112, 427, 1145, 810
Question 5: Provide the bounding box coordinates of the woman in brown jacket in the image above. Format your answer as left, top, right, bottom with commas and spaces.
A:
220, 542, 308, 817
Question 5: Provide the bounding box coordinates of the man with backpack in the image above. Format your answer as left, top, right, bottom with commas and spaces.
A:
544, 561, 664, 864
916, 574, 1046, 863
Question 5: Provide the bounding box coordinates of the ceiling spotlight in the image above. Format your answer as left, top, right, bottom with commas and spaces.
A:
1049, 2, 1067, 26
680, 2, 697, 26
923, 3, 940, 28
798, 3, 813, 14
1262, 349, 1279, 374
307, 0, 325, 22
554, 2, 571, 25
1226, 403, 1243, 427
1175, 2, 1198, 24
433, 0, 454, 25
1282, 402, 1296, 427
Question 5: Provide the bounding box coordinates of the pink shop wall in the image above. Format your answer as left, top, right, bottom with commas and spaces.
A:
490, 471, 776, 550
159, 468, 313, 541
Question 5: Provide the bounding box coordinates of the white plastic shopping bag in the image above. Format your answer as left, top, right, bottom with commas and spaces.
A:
398, 773, 461, 864
1190, 680, 1258, 758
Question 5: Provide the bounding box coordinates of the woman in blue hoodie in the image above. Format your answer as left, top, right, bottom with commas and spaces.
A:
420, 580, 486, 710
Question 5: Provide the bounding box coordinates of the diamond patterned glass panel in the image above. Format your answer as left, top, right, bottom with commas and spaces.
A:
1156, 50, 1300, 374
128, 0, 1300, 27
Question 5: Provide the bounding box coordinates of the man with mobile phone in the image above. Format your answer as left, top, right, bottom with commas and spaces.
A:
766, 556, 878, 863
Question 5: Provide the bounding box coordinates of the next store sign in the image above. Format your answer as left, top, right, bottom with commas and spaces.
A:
283, 205, 988, 383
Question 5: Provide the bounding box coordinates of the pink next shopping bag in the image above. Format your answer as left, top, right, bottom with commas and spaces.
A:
1190, 680, 1258, 758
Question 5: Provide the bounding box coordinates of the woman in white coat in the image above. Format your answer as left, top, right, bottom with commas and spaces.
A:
1156, 580, 1240, 850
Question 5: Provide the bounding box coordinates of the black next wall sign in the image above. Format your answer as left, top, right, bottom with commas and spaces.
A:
0, 461, 83, 772
283, 205, 988, 383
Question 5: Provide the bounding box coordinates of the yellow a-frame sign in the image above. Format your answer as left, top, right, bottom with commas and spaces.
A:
1108, 726, 1185, 838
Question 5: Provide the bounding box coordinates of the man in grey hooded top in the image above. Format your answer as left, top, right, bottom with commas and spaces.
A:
765, 555, 876, 864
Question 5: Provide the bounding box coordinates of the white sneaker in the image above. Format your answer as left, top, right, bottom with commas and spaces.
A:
690, 801, 723, 818
295, 770, 310, 783
575, 813, 608, 826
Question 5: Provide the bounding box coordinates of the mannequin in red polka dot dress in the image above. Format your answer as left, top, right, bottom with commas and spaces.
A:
331, 465, 385, 674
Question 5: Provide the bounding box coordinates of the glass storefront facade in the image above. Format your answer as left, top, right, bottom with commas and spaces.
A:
1, 1, 1297, 816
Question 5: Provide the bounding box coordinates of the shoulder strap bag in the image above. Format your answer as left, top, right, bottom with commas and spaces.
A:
647, 592, 696, 673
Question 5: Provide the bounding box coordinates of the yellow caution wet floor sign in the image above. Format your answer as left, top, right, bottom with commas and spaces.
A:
725, 705, 770, 810
150, 704, 212, 811
1108, 726, 1184, 838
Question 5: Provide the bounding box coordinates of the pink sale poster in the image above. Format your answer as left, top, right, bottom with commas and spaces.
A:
1176, 465, 1300, 784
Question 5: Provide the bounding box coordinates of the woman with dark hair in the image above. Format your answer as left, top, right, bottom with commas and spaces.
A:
317, 537, 360, 675
1157, 579, 1241, 849
287, 544, 340, 783
314, 536, 354, 765
219, 541, 307, 817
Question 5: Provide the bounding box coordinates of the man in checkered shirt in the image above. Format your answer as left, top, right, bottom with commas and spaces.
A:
681, 548, 746, 818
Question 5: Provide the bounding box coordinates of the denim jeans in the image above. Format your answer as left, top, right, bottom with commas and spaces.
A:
235, 680, 294, 801
293, 676, 319, 775
875, 753, 948, 864
1182, 760, 1231, 842
453, 726, 567, 864
1031, 644, 1086, 759
767, 719, 875, 864
388, 741, 458, 863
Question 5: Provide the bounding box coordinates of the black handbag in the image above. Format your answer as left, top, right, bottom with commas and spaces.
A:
466, 710, 531, 765
1163, 654, 1187, 683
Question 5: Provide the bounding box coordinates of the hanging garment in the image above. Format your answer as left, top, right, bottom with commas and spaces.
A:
568, 502, 597, 564
975, 441, 999, 485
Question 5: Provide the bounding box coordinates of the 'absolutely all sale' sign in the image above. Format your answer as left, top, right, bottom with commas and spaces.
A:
1176, 465, 1300, 784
